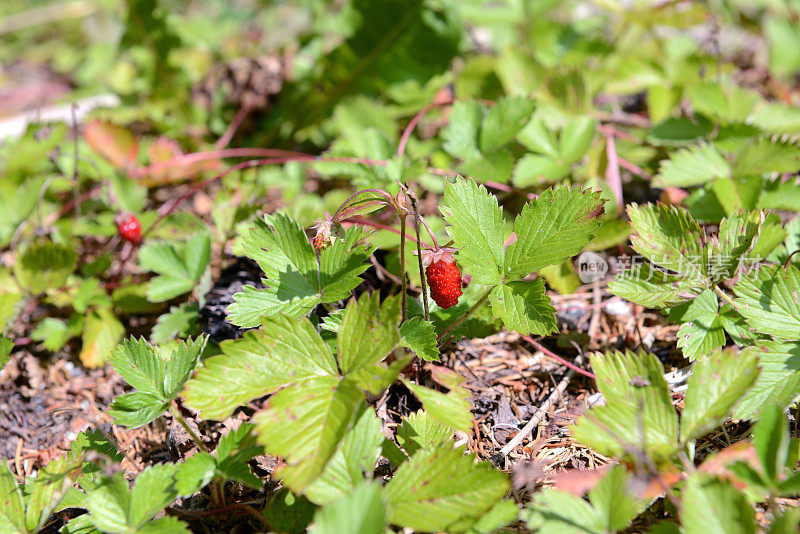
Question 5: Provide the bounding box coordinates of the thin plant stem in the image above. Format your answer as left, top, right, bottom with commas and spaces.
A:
436, 287, 493, 345
340, 217, 420, 244
407, 193, 430, 321
713, 284, 737, 308
418, 215, 439, 249
397, 97, 453, 157
400, 214, 408, 324
170, 405, 209, 453
522, 336, 596, 380
215, 104, 252, 149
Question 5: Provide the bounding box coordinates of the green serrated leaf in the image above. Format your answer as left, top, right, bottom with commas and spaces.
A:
337, 293, 400, 373
733, 265, 800, 340
710, 210, 764, 281
524, 465, 640, 534
512, 154, 570, 186
479, 96, 535, 152
573, 350, 678, 463
385, 446, 510, 533
310, 481, 385, 534
560, 116, 596, 163
24, 455, 81, 531
504, 186, 604, 278
733, 341, 800, 421
254, 376, 364, 492
627, 203, 705, 276
440, 179, 505, 285
670, 289, 725, 361
305, 407, 383, 505
489, 279, 557, 335
443, 101, 482, 159
608, 261, 707, 309
402, 367, 472, 433
653, 143, 730, 188
139, 233, 211, 302
263, 489, 317, 534
395, 410, 451, 457
680, 349, 759, 443
184, 315, 336, 420
399, 317, 439, 362
733, 138, 800, 178
681, 475, 756, 534
150, 304, 199, 343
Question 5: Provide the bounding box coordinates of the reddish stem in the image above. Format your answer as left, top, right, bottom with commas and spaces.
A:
397, 97, 453, 157
133, 147, 310, 178
340, 217, 419, 244
215, 104, 253, 149
522, 336, 596, 380
605, 135, 624, 213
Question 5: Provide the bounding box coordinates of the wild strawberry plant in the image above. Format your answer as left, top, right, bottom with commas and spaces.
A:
5, 1, 800, 532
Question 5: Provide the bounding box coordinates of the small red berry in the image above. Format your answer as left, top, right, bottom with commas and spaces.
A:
117, 214, 142, 244
426, 259, 462, 309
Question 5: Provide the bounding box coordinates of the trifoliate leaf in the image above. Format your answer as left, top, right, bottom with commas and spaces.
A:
85, 465, 183, 533
680, 349, 759, 443
254, 376, 364, 492
489, 279, 557, 335
733, 265, 800, 339
440, 179, 505, 285
228, 218, 371, 327
384, 446, 510, 533
653, 143, 730, 188
310, 481, 386, 534
138, 232, 211, 302
183, 315, 337, 420
337, 293, 400, 373
573, 350, 679, 463
504, 186, 604, 278
733, 341, 800, 421
109, 336, 204, 427
681, 475, 756, 534
479, 95, 535, 152
399, 317, 439, 362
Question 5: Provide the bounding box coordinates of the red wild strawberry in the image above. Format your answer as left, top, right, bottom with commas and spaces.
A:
117, 214, 142, 244
425, 258, 462, 309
